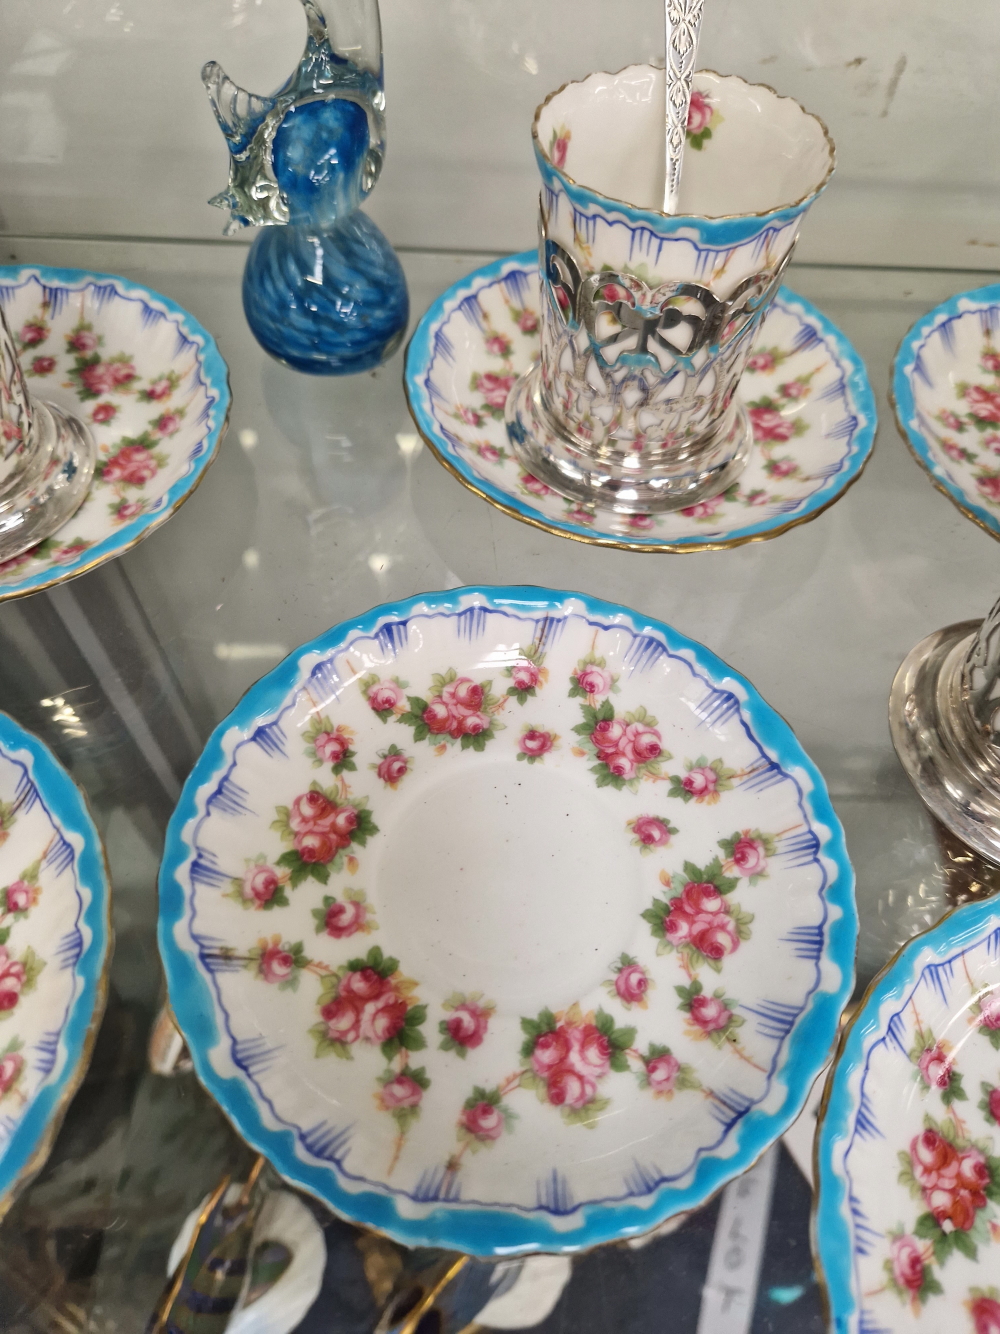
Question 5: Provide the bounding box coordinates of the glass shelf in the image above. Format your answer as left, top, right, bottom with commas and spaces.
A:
1, 235, 998, 1332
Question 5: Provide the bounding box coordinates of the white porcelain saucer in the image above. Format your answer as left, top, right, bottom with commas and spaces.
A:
0, 266, 230, 600
404, 254, 877, 552
0, 711, 111, 1220
893, 283, 1000, 541
816, 894, 1000, 1333
159, 586, 855, 1254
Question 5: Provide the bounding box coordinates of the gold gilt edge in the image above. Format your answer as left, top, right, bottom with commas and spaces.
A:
402, 347, 874, 555
0, 378, 232, 604
0, 760, 115, 1225
809, 887, 1000, 1331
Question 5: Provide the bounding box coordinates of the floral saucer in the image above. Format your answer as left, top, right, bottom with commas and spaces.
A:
403, 254, 876, 552
159, 585, 856, 1254
0, 711, 111, 1219
0, 266, 230, 600
893, 283, 1000, 540
815, 894, 1000, 1333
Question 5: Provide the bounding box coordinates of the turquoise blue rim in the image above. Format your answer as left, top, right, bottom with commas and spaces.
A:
0, 264, 231, 599
159, 584, 857, 1255
404, 252, 878, 551
814, 891, 1000, 1333
0, 710, 111, 1212
534, 144, 828, 249
892, 282, 1000, 540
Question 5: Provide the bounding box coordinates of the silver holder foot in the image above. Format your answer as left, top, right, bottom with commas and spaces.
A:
890, 611, 1000, 867
505, 359, 752, 515
0, 400, 95, 563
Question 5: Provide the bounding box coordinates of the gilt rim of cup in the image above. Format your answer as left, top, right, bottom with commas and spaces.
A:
531, 65, 837, 225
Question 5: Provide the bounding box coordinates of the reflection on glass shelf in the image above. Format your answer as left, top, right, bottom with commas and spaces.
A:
0, 235, 999, 1329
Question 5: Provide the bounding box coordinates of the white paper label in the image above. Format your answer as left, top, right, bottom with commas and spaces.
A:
696, 1144, 779, 1334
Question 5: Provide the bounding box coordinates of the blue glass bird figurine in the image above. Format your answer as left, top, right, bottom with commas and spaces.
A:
203, 0, 409, 375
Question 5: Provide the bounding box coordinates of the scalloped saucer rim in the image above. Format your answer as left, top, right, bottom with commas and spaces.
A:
0, 264, 230, 601
404, 252, 877, 552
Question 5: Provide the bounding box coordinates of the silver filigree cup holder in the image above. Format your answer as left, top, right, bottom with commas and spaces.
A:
0, 300, 94, 562
890, 594, 1000, 866
505, 66, 835, 515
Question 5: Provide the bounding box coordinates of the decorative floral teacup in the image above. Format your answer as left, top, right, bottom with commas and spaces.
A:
505, 66, 835, 513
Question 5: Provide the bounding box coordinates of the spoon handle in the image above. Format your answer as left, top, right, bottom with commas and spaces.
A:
663, 0, 705, 214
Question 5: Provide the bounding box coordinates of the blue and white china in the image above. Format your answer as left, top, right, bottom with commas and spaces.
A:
0, 711, 111, 1219
159, 585, 855, 1254
405, 253, 876, 551
815, 894, 1000, 1333
893, 283, 1000, 541
505, 66, 835, 512
0, 265, 230, 601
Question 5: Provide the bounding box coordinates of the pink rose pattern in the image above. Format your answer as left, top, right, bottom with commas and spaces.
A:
439, 993, 495, 1057
396, 670, 506, 752
213, 638, 804, 1177
0, 818, 49, 1117
924, 336, 1000, 514
569, 654, 668, 790
0, 302, 201, 584
439, 284, 830, 534
866, 976, 1000, 1318
686, 90, 721, 150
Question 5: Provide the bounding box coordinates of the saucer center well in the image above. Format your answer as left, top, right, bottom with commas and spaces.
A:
375, 760, 641, 1013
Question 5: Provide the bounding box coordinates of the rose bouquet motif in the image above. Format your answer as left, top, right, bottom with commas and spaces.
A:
0, 857, 45, 1023
519, 1003, 635, 1128
642, 859, 753, 973
898, 1117, 1000, 1266
311, 946, 426, 1063
397, 670, 507, 752
571, 692, 668, 793
271, 781, 377, 886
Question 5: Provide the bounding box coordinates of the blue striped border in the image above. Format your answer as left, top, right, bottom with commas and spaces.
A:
159, 585, 856, 1254
814, 892, 1000, 1333
0, 712, 111, 1209
892, 282, 1000, 540
404, 252, 877, 550
0, 265, 230, 598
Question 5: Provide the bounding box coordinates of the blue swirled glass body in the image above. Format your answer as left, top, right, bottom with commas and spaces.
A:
243, 213, 408, 375
203, 0, 408, 376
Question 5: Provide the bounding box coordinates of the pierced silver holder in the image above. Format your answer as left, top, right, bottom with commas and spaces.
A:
890, 595, 1000, 867
0, 299, 95, 564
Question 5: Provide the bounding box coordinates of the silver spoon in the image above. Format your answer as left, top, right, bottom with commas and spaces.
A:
663, 0, 706, 213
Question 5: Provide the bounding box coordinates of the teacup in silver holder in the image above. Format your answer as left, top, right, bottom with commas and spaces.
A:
506, 225, 794, 514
